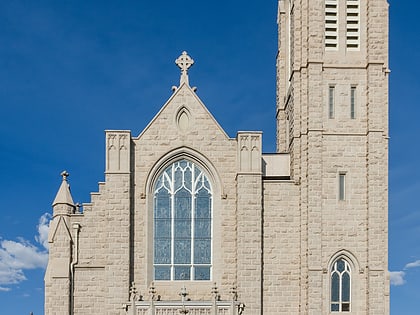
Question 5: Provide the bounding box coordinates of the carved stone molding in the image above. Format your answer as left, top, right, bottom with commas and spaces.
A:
106, 130, 131, 173
237, 132, 262, 173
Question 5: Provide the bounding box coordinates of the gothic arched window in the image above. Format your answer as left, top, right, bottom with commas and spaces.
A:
331, 258, 351, 312
153, 159, 212, 281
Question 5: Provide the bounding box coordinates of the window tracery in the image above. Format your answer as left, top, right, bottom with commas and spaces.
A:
331, 258, 351, 312
153, 159, 212, 281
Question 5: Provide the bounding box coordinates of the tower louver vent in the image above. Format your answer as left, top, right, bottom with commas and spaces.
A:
346, 0, 360, 50
325, 0, 338, 50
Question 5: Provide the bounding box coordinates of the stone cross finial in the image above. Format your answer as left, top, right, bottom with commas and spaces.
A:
175, 51, 194, 86
61, 170, 69, 181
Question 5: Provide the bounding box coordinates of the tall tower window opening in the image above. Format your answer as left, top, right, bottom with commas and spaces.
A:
325, 0, 360, 51
346, 0, 360, 50
331, 258, 351, 312
339, 173, 346, 201
329, 86, 335, 119
325, 0, 339, 50
153, 159, 213, 281
350, 86, 356, 119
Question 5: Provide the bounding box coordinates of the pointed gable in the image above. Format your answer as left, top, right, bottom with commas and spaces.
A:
138, 82, 230, 141
136, 52, 231, 145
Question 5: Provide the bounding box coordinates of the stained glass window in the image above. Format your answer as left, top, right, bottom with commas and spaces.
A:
331, 258, 351, 312
154, 160, 212, 280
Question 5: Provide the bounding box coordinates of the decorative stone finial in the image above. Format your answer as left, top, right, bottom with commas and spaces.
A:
179, 286, 189, 314
179, 286, 189, 300
52, 170, 75, 208
211, 283, 219, 301
175, 51, 194, 86
61, 170, 69, 181
149, 282, 157, 301
211, 283, 219, 315
230, 286, 238, 301
129, 282, 141, 315
130, 282, 138, 302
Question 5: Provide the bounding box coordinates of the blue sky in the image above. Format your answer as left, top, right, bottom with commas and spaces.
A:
0, 0, 417, 314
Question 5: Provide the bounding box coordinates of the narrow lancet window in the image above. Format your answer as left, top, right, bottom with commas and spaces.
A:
329, 86, 335, 119
154, 159, 212, 281
339, 173, 346, 201
350, 86, 356, 119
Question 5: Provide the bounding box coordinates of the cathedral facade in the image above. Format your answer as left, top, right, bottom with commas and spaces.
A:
45, 1, 390, 314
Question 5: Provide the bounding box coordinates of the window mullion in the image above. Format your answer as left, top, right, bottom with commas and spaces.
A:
349, 268, 352, 311
191, 164, 196, 280
170, 165, 175, 281
341, 270, 345, 311
191, 193, 195, 280
210, 194, 213, 279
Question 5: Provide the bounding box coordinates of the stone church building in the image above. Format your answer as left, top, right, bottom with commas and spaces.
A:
45, 0, 390, 314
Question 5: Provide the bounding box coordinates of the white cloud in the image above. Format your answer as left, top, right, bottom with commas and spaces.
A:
0, 286, 11, 292
390, 271, 406, 286
405, 260, 420, 269
35, 213, 51, 250
0, 213, 50, 288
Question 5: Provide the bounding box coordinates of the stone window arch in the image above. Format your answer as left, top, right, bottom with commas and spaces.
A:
153, 159, 213, 281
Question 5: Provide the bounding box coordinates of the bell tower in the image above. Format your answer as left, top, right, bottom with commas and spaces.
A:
276, 0, 390, 313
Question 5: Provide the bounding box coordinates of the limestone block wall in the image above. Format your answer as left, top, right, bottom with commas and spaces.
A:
366, 4, 390, 311
65, 174, 131, 314
319, 135, 369, 314
45, 278, 71, 314
276, 2, 288, 153
73, 267, 105, 315
366, 130, 389, 314
235, 132, 263, 313
103, 173, 131, 313
45, 218, 72, 315
262, 180, 300, 314
75, 186, 106, 267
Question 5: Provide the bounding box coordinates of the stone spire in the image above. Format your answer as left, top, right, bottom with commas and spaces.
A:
52, 170, 75, 208
175, 51, 194, 86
